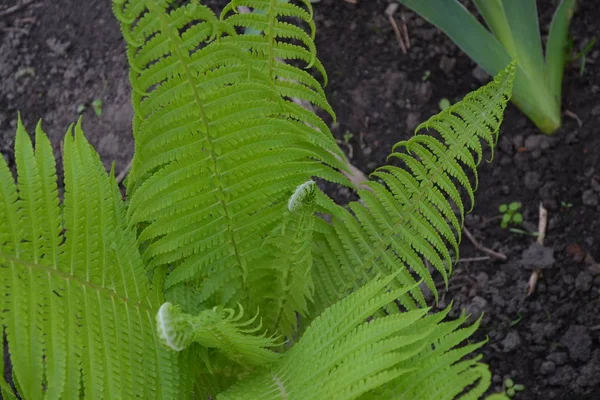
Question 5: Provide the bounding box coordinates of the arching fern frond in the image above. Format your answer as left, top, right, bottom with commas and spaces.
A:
311, 62, 515, 315
0, 120, 192, 399
218, 275, 490, 400
114, 0, 348, 309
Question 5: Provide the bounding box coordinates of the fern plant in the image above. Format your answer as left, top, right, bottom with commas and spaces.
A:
0, 0, 514, 399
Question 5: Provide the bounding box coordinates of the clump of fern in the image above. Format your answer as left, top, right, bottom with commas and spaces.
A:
0, 0, 514, 399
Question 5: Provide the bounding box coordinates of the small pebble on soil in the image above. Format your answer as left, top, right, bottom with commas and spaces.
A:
582, 189, 599, 207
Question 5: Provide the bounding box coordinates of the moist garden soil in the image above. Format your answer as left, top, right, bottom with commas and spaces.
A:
1, 0, 599, 398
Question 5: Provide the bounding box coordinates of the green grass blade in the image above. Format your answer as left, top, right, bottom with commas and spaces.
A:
545, 0, 576, 100
473, 0, 516, 56
398, 0, 511, 76
501, 0, 562, 133
501, 0, 545, 81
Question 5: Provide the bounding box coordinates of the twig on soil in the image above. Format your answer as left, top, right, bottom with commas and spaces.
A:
116, 160, 132, 185
527, 202, 548, 297
462, 226, 508, 261
1, 26, 28, 34
0, 0, 36, 18
385, 4, 408, 54
457, 256, 491, 263
336, 139, 353, 159
400, 12, 410, 50
563, 109, 582, 127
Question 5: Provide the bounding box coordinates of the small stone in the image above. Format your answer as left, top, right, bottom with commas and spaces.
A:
465, 296, 487, 323
537, 282, 547, 293
415, 81, 433, 105
46, 37, 71, 55
475, 272, 489, 291
566, 130, 580, 144
524, 171, 542, 190
501, 331, 521, 352
499, 155, 512, 166
592, 104, 600, 116
498, 136, 513, 154
472, 66, 489, 83
530, 148, 543, 159
561, 325, 592, 362
582, 189, 599, 207
531, 323, 557, 344
585, 168, 596, 178
513, 152, 528, 170
513, 134, 524, 148
464, 214, 481, 225
576, 350, 600, 390
547, 352, 568, 366
501, 185, 510, 195
562, 274, 575, 286
591, 177, 600, 193
548, 216, 560, 230
406, 112, 421, 131
521, 242, 555, 270
439, 55, 456, 75
540, 361, 556, 375
585, 236, 595, 247
524, 135, 551, 155
575, 271, 593, 292
548, 365, 576, 386
548, 285, 561, 294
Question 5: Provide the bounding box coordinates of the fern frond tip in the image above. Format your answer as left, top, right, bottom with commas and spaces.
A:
156, 302, 190, 352
288, 179, 316, 211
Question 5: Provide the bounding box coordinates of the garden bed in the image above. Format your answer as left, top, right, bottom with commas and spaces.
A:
0, 0, 599, 398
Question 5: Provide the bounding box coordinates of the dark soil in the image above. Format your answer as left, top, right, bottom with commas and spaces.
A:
1, 0, 599, 399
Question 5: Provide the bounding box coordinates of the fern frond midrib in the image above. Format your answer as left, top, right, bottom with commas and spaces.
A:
334, 84, 509, 303
144, 3, 246, 281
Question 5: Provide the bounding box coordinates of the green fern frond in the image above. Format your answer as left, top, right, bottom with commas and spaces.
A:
0, 120, 192, 399
311, 62, 515, 315
114, 0, 347, 309
218, 275, 489, 400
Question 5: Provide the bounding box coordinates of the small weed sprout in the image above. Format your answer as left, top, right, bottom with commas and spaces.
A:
504, 377, 525, 398
499, 201, 523, 228
439, 97, 451, 111
92, 98, 103, 116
